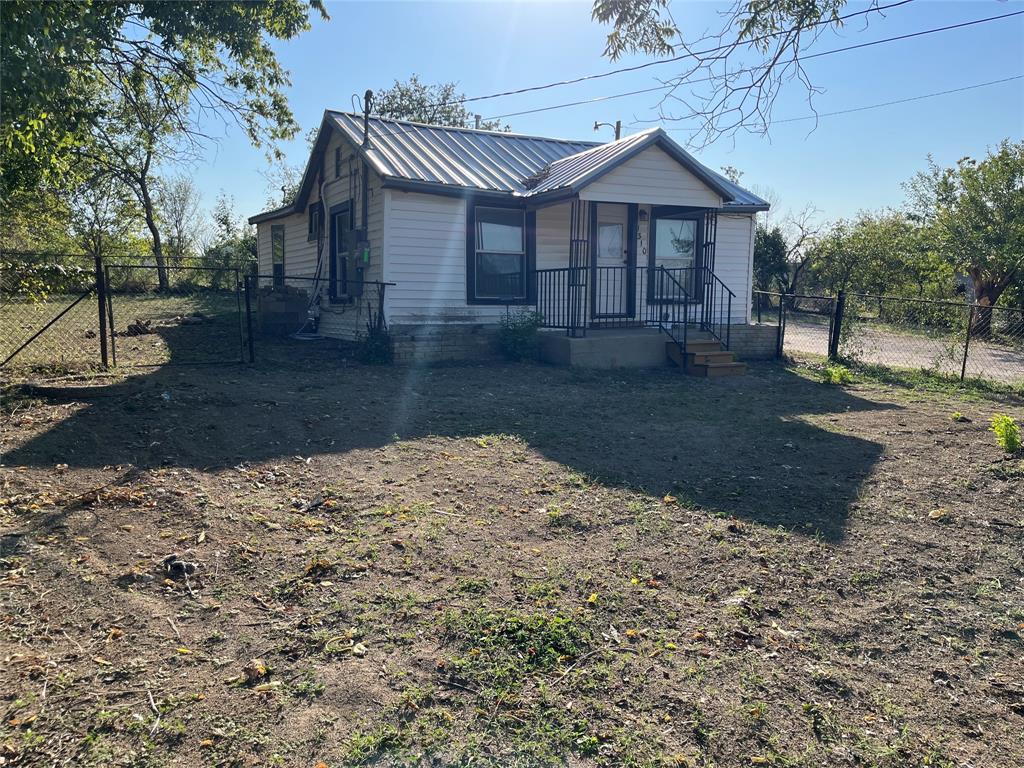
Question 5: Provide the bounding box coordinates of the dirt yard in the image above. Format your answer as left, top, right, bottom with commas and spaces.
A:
1, 351, 1022, 767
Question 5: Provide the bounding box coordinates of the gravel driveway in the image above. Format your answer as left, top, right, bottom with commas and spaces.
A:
783, 313, 1024, 384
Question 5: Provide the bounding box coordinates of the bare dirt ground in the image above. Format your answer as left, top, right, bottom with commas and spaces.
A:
782, 314, 1024, 386
1, 350, 1022, 767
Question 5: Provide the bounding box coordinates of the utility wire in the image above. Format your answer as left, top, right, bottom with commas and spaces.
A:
478, 12, 1024, 122
358, 9, 1023, 143
768, 75, 1024, 125
432, 0, 920, 109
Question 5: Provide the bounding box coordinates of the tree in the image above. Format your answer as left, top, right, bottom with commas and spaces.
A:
779, 205, 824, 296
86, 76, 193, 290
753, 224, 788, 292
375, 75, 509, 131
591, 0, 900, 146
907, 141, 1024, 334
204, 193, 257, 284
69, 171, 145, 263
1, 0, 327, 199
157, 176, 203, 264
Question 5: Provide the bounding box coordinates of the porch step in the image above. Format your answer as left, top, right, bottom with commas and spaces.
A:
665, 341, 746, 378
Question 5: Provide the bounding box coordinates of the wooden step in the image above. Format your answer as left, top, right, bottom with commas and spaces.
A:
686, 361, 747, 378
687, 350, 735, 365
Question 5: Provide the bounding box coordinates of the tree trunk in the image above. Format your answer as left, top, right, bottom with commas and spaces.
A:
138, 163, 168, 291
970, 278, 1009, 339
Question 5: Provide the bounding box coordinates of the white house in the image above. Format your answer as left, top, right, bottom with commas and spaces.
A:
249, 111, 775, 372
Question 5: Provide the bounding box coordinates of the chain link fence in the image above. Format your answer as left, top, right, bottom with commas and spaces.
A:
1, 254, 249, 375
104, 262, 245, 367
1, 253, 102, 374
753, 289, 1024, 388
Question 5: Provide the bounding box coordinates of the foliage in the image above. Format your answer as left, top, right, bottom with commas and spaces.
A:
591, 0, 857, 145
203, 193, 257, 278
375, 75, 508, 131
1, 0, 327, 199
0, 188, 79, 255
441, 608, 590, 694
498, 310, 545, 361
753, 224, 788, 292
906, 140, 1024, 312
990, 414, 1021, 454
358, 300, 393, 364
157, 177, 204, 263
821, 363, 853, 385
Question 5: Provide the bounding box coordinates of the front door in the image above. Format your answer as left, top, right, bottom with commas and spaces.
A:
591, 203, 630, 318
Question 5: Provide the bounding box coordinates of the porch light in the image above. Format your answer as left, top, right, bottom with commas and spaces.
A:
638, 209, 648, 222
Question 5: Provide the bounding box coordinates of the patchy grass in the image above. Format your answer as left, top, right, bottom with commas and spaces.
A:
1, 355, 1022, 766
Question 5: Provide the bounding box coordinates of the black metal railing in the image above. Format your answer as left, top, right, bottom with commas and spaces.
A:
698, 267, 736, 350
534, 265, 734, 353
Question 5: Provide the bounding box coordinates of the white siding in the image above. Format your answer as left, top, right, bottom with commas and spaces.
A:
579, 146, 722, 208
714, 214, 755, 323
384, 192, 509, 324
254, 126, 385, 340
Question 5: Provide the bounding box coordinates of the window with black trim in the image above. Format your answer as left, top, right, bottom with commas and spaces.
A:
468, 205, 530, 303
271, 224, 285, 289
334, 147, 342, 178
307, 203, 322, 241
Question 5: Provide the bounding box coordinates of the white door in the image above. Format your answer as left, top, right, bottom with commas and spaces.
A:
593, 203, 630, 317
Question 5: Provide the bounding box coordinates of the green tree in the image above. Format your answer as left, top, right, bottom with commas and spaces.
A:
375, 75, 509, 131
753, 224, 788, 292
907, 141, 1024, 334
1, 0, 327, 199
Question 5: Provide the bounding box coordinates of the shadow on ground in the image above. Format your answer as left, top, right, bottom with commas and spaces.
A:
4, 331, 895, 542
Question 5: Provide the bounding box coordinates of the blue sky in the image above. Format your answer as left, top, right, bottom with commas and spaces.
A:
191, 0, 1024, 226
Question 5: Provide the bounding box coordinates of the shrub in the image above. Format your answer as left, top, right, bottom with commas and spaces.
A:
358, 325, 392, 364
990, 414, 1021, 454
498, 310, 544, 361
821, 363, 853, 385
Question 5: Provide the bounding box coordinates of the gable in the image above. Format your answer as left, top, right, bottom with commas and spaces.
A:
578, 145, 722, 208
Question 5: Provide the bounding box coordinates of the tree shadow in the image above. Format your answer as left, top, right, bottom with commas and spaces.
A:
4, 327, 896, 542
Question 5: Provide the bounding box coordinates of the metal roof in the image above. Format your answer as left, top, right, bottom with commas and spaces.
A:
250, 112, 768, 222
329, 111, 599, 195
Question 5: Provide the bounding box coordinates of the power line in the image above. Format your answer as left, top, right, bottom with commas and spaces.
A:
480, 10, 1024, 122
768, 75, 1024, 125
434, 0, 920, 109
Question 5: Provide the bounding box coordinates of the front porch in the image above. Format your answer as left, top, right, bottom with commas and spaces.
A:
522, 197, 745, 371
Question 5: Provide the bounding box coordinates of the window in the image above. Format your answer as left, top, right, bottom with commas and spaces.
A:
334, 147, 342, 179
468, 205, 531, 303
271, 225, 285, 289
649, 211, 701, 300
307, 203, 322, 241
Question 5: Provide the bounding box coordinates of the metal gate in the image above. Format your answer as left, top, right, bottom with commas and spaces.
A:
104, 262, 246, 367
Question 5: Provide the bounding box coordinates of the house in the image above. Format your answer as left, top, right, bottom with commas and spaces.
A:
248, 110, 777, 373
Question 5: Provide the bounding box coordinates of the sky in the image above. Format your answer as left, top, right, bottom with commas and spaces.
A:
189, 0, 1024, 227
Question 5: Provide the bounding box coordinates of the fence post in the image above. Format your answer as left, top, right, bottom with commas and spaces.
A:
828, 290, 846, 361
244, 274, 255, 364
960, 304, 974, 381
756, 292, 762, 324
776, 294, 786, 359
94, 252, 108, 369
104, 265, 116, 367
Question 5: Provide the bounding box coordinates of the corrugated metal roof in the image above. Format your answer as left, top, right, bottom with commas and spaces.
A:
329, 111, 599, 195
327, 112, 767, 209
250, 112, 768, 222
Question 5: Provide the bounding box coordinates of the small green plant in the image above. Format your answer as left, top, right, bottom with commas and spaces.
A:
951, 411, 969, 423
498, 309, 544, 361
821, 363, 853, 385
990, 414, 1021, 453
